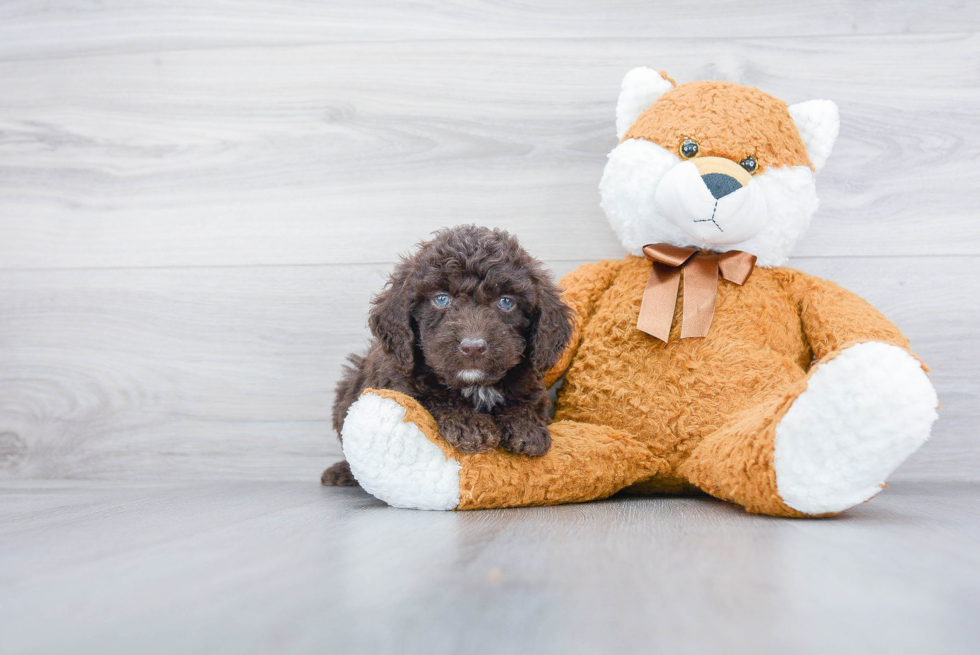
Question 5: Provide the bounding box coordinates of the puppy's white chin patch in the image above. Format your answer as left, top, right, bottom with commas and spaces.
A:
654, 161, 768, 245
457, 369, 485, 383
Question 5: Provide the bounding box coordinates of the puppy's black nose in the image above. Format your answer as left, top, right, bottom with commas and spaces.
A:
701, 173, 743, 200
459, 338, 488, 357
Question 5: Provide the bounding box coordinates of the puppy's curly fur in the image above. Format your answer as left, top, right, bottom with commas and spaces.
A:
321, 226, 574, 487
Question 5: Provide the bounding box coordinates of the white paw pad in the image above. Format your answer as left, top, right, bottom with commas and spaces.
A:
342, 393, 461, 510
774, 342, 939, 514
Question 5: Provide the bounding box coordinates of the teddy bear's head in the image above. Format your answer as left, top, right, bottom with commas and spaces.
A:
599, 68, 839, 267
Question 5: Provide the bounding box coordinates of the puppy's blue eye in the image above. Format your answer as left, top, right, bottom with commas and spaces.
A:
497, 296, 515, 311
432, 293, 451, 308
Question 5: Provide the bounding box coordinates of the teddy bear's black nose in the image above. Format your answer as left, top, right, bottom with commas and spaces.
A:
702, 173, 743, 200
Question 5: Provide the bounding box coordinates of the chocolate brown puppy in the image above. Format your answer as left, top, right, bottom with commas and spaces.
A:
321, 226, 573, 486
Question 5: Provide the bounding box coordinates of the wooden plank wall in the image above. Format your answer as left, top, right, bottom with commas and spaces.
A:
0, 1, 977, 482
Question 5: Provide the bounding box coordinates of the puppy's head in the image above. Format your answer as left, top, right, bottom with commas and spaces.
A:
369, 226, 573, 387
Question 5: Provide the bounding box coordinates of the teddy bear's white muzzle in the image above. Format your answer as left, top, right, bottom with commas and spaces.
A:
655, 160, 769, 245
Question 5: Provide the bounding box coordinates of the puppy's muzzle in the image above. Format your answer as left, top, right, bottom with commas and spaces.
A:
458, 338, 488, 358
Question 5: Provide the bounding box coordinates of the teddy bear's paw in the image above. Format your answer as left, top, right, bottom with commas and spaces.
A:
341, 391, 462, 510
773, 342, 939, 515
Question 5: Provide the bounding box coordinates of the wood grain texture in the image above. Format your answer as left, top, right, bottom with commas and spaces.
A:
1, 480, 978, 654
1, 0, 978, 62
0, 257, 975, 482
1, 35, 979, 269
0, 3, 977, 484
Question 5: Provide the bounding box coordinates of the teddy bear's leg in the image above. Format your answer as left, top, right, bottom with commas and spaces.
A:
679, 342, 939, 517
341, 388, 668, 510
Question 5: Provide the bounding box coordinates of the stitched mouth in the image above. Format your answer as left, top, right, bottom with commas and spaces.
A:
693, 200, 724, 232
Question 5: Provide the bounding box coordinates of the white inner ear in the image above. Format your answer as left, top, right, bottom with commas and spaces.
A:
616, 67, 675, 140
788, 99, 840, 171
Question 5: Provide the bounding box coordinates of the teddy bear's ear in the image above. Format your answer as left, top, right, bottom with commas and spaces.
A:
616, 67, 676, 140
788, 99, 840, 171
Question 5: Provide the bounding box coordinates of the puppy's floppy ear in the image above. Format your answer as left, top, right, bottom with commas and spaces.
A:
368, 258, 417, 373
528, 273, 574, 375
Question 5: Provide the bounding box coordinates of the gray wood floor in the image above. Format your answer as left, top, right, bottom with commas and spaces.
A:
2, 481, 979, 655
2, 2, 980, 653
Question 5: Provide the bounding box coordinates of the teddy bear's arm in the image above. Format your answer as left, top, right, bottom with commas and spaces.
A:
542, 259, 627, 387
796, 272, 912, 364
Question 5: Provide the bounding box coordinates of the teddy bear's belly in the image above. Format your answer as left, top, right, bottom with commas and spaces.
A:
553, 275, 809, 471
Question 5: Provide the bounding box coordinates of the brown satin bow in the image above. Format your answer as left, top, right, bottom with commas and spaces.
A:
637, 244, 757, 342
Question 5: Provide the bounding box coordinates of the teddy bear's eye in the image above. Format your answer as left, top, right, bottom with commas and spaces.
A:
739, 156, 758, 174
680, 139, 699, 159
432, 293, 451, 308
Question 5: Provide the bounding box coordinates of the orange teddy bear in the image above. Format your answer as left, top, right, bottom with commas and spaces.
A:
338, 68, 939, 517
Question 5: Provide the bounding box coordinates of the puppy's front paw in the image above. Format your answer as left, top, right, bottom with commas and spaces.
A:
438, 412, 501, 453
498, 415, 551, 457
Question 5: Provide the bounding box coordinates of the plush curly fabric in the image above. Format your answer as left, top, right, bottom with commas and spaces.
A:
353, 388, 669, 510
624, 81, 811, 173
544, 257, 913, 516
